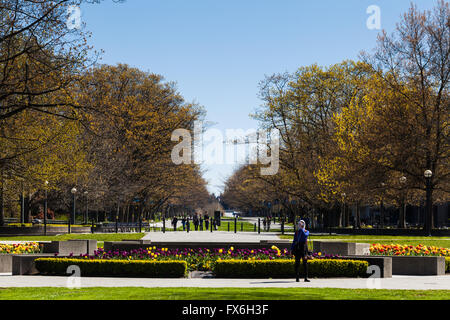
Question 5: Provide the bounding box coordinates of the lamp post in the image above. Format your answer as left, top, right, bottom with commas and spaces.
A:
44, 181, 49, 236
380, 183, 385, 229
0, 168, 4, 227
398, 176, 407, 228
424, 170, 433, 236
70, 187, 77, 234
20, 182, 25, 225
341, 193, 346, 227
84, 191, 88, 225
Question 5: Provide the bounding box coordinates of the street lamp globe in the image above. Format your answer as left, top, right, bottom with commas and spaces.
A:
71, 187, 77, 194
424, 170, 433, 178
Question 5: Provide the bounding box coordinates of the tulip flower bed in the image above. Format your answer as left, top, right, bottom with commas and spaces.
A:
370, 243, 450, 257
56, 246, 339, 272
0, 242, 41, 254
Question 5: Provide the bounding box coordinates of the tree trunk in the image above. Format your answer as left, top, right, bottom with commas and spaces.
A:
355, 202, 361, 229
0, 173, 4, 227
344, 203, 349, 227
24, 194, 31, 223
398, 202, 406, 229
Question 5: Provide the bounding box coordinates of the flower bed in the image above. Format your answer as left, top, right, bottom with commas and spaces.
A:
35, 258, 187, 278
370, 243, 449, 257
55, 246, 338, 272
0, 242, 41, 254
213, 259, 369, 278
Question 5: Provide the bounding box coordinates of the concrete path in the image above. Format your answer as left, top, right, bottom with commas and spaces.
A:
0, 274, 448, 290
141, 231, 282, 242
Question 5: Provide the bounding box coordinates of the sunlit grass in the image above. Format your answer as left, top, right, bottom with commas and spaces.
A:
0, 287, 448, 300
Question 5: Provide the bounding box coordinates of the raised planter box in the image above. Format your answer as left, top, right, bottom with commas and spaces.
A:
313, 241, 370, 256
338, 255, 392, 278
389, 256, 446, 275
103, 240, 152, 252
0, 254, 12, 273
42, 240, 97, 256
12, 254, 56, 275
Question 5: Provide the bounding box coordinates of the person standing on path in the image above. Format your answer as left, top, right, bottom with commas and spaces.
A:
193, 214, 199, 231
181, 217, 186, 231
204, 214, 209, 230
291, 220, 310, 282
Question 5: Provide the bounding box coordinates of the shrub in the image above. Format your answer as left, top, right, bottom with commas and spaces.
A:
213, 259, 369, 278
35, 258, 187, 278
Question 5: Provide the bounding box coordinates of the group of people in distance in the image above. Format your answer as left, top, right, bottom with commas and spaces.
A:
170, 213, 217, 231
262, 216, 273, 231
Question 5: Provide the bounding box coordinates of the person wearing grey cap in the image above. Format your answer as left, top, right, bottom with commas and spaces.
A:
290, 220, 310, 282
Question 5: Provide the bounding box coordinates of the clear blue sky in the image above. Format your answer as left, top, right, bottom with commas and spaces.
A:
80, 0, 437, 195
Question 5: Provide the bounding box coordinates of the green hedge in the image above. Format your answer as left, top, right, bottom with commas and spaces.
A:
213, 259, 369, 278
35, 258, 187, 278
446, 257, 450, 273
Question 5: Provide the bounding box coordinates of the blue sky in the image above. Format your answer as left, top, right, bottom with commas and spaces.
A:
80, 0, 437, 195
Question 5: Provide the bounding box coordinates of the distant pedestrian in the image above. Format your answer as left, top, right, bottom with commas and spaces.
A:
181, 217, 186, 231
204, 214, 210, 230
291, 220, 310, 282
193, 214, 199, 231
199, 216, 204, 231
172, 217, 178, 231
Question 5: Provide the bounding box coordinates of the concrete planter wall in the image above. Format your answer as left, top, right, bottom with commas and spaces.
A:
338, 255, 392, 278
389, 256, 446, 275
3, 240, 98, 275
313, 241, 370, 256
42, 240, 97, 256
0, 254, 12, 273
12, 254, 56, 275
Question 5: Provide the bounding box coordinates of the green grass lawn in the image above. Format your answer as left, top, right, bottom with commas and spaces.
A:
278, 234, 450, 248
0, 233, 146, 249
0, 233, 145, 242
0, 287, 448, 300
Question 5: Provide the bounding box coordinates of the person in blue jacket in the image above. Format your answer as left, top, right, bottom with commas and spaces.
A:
291, 220, 310, 282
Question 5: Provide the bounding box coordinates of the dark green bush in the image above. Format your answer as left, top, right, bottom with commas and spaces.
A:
213, 259, 369, 278
35, 258, 187, 278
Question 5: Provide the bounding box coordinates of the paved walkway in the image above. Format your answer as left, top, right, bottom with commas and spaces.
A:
141, 231, 283, 242
0, 274, 448, 290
